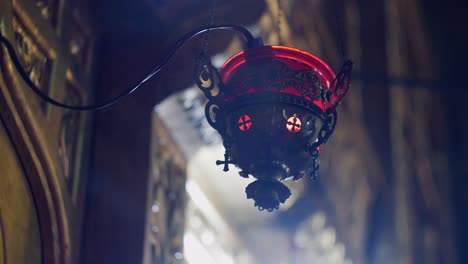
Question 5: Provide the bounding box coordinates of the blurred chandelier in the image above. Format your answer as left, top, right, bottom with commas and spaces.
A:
0, 25, 352, 212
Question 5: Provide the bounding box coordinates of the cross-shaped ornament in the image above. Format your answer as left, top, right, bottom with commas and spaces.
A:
286, 115, 302, 132
238, 115, 252, 131
216, 152, 235, 172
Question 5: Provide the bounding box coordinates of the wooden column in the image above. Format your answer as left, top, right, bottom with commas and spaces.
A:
386, 0, 456, 263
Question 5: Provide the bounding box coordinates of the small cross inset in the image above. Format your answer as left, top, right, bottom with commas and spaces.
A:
286, 115, 302, 133
238, 115, 252, 131
216, 153, 235, 172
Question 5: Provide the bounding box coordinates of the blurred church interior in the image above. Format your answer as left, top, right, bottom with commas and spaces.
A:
0, 0, 467, 263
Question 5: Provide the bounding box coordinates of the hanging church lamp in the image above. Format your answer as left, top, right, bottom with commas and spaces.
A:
0, 24, 352, 212
194, 44, 353, 212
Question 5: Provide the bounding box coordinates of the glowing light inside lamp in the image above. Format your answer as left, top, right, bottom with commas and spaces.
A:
286, 115, 302, 132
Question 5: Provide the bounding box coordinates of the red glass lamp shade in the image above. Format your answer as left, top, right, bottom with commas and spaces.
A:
220, 46, 348, 109
195, 46, 352, 212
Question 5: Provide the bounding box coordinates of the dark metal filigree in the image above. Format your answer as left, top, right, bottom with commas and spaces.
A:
204, 101, 220, 129
225, 59, 325, 101
246, 180, 291, 212
328, 60, 353, 108
194, 54, 224, 101
194, 53, 227, 133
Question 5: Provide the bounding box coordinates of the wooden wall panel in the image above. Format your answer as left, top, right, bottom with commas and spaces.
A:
263, 0, 457, 263
0, 120, 41, 264
0, 0, 97, 263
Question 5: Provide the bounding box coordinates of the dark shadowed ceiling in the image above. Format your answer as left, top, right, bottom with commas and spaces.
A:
90, 0, 266, 104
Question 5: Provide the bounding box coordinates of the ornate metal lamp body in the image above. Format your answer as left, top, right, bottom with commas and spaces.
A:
195, 46, 353, 212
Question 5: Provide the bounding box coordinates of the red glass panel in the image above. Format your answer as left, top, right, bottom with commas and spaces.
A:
238, 115, 252, 131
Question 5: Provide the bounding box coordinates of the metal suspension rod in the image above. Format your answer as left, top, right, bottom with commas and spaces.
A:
0, 25, 261, 111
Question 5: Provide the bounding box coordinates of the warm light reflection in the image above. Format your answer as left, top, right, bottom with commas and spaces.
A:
186, 181, 212, 211
186, 180, 226, 229
185, 180, 241, 264
201, 230, 215, 245
294, 211, 353, 264
184, 232, 216, 264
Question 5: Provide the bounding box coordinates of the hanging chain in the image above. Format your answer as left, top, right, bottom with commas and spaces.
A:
201, 0, 218, 55
276, 0, 283, 45
334, 5, 347, 60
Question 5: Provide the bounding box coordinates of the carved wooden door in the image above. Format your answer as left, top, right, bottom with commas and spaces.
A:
0, 0, 97, 263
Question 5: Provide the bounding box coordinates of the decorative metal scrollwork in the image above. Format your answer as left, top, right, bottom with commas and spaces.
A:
294, 70, 324, 101
225, 60, 324, 101
328, 60, 353, 108
194, 53, 224, 101
204, 101, 220, 129
194, 53, 226, 133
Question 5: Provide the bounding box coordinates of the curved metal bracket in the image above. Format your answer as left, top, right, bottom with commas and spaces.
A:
194, 53, 227, 132
327, 60, 353, 109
